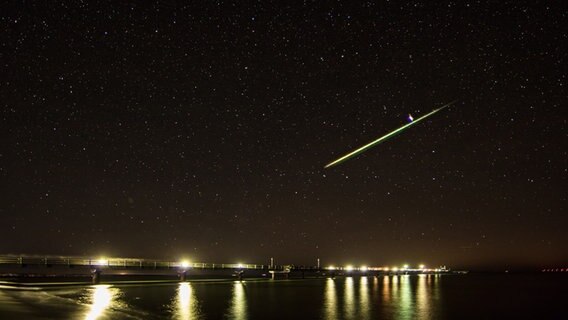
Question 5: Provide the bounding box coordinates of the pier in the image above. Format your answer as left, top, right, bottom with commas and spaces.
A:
0, 255, 450, 284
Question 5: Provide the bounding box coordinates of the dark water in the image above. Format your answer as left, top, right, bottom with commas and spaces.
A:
1, 274, 566, 319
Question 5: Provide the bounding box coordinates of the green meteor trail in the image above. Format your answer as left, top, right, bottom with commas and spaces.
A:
324, 100, 457, 168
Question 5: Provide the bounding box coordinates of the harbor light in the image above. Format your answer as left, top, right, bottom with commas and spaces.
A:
327, 265, 336, 270
237, 263, 244, 269
419, 264, 425, 269
392, 267, 399, 272
403, 264, 409, 270
345, 265, 354, 271
180, 260, 191, 268
360, 265, 368, 272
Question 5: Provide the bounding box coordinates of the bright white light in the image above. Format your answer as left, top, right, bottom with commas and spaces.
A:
403, 264, 409, 269
345, 265, 354, 271
237, 263, 244, 269
96, 258, 108, 266
327, 265, 336, 270
176, 282, 197, 319
419, 264, 425, 269
85, 285, 113, 320
180, 260, 190, 268
360, 266, 368, 272
392, 267, 399, 272
230, 282, 247, 319
178, 282, 191, 309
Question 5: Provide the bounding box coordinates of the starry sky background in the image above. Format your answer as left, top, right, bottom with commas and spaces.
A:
1, 1, 566, 270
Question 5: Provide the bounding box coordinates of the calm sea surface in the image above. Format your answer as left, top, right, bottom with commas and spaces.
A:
1, 274, 566, 319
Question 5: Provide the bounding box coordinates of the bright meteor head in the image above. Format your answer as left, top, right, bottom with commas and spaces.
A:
324, 100, 457, 168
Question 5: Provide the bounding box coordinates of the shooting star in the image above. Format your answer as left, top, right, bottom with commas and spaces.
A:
324, 100, 457, 169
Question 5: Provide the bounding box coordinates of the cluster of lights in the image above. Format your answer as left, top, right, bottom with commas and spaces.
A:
179, 261, 246, 269
92, 257, 253, 269
326, 264, 442, 272
326, 265, 371, 271
92, 257, 445, 273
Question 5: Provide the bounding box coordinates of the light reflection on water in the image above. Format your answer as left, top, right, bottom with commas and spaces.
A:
77, 275, 437, 319
83, 285, 119, 320
359, 276, 371, 320
5, 274, 562, 319
173, 282, 201, 320
399, 275, 413, 320
322, 275, 436, 320
323, 278, 338, 319
382, 274, 391, 302
417, 275, 430, 317
344, 277, 355, 319
227, 281, 248, 320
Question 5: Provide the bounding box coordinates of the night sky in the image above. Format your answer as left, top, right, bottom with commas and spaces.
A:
2, 1, 566, 270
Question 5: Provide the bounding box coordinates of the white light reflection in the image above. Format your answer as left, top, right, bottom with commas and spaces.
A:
359, 277, 371, 320
416, 275, 431, 318
175, 282, 201, 320
227, 282, 247, 320
391, 274, 399, 296
398, 275, 413, 320
344, 277, 355, 319
432, 274, 441, 302
323, 278, 338, 319
84, 285, 116, 320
